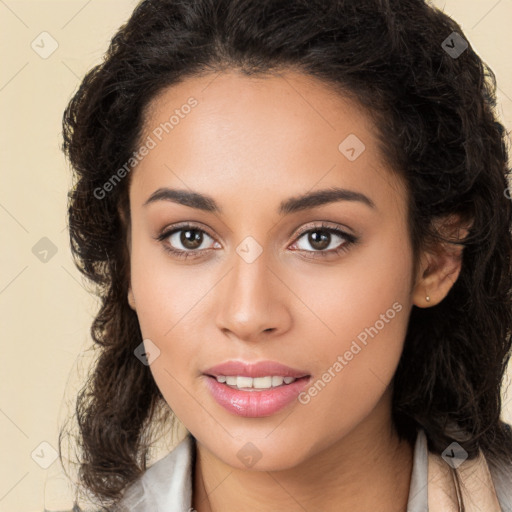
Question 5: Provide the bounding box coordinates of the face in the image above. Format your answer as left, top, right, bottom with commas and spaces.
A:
126, 70, 418, 470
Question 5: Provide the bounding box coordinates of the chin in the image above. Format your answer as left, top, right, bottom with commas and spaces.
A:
198, 430, 315, 472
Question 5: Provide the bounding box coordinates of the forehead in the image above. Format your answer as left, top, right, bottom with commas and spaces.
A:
130, 70, 406, 217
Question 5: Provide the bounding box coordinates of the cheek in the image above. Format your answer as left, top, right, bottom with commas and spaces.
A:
290, 232, 412, 423
291, 225, 412, 345
128, 232, 221, 412
129, 228, 214, 339
129, 248, 210, 420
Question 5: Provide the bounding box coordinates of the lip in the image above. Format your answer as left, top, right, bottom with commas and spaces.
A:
203, 360, 311, 418
203, 360, 309, 379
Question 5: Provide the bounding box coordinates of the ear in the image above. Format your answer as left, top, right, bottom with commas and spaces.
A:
118, 200, 136, 311
412, 214, 472, 308
128, 285, 136, 311
124, 228, 136, 311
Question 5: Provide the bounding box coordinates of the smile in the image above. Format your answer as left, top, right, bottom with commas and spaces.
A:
215, 375, 298, 390
203, 360, 311, 417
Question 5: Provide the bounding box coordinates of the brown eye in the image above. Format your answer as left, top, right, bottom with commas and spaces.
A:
162, 227, 216, 252
307, 230, 331, 250
180, 229, 204, 249
293, 228, 352, 253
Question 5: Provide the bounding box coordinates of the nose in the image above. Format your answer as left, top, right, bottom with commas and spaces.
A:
215, 250, 292, 343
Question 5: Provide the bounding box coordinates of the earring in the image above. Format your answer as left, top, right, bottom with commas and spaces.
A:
426, 295, 430, 302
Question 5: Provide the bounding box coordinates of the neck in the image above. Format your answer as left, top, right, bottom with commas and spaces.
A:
192, 395, 414, 512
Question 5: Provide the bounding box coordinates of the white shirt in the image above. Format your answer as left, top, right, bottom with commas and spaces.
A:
117, 429, 512, 511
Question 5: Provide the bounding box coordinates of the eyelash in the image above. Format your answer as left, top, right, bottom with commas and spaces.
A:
154, 222, 358, 260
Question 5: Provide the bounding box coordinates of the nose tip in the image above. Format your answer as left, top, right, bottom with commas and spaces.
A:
218, 306, 277, 342
214, 259, 291, 342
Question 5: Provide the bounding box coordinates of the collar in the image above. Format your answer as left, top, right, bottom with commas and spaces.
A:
117, 429, 510, 511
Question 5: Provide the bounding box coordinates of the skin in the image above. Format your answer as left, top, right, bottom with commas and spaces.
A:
125, 69, 464, 511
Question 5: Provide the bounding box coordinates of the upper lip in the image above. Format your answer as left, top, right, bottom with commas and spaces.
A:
204, 360, 310, 379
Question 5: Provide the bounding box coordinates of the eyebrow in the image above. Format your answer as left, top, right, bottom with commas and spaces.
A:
143, 186, 376, 214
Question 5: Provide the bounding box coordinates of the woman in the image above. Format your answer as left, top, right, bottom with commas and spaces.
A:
61, 0, 512, 510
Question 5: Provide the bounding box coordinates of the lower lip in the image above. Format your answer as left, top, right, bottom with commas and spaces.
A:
204, 375, 311, 417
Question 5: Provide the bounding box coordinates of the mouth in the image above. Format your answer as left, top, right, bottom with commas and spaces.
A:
205, 374, 309, 391
202, 360, 311, 417
203, 359, 309, 379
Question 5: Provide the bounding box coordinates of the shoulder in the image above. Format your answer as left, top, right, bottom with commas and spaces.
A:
487, 456, 512, 512
115, 434, 195, 512
422, 427, 512, 512
410, 427, 512, 511
468, 424, 512, 511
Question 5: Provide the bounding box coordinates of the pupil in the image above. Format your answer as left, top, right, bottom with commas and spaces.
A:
181, 230, 202, 249
309, 231, 330, 250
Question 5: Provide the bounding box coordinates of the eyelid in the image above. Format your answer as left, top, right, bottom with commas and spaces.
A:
154, 222, 219, 254
156, 221, 216, 241
289, 222, 358, 256
292, 220, 356, 239
156, 221, 353, 242
155, 220, 358, 258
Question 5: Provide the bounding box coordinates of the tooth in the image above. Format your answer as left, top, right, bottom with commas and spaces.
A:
236, 376, 253, 388
219, 375, 298, 389
271, 376, 284, 386
252, 376, 273, 389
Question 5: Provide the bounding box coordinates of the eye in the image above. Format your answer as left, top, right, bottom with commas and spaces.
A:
155, 223, 219, 259
289, 223, 357, 258
155, 221, 358, 261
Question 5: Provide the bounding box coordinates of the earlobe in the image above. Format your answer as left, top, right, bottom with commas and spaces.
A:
119, 200, 135, 310
412, 214, 471, 308
412, 241, 465, 308
412, 252, 435, 308
128, 286, 136, 310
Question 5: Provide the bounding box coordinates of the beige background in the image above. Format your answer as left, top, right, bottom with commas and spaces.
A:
1, 1, 511, 510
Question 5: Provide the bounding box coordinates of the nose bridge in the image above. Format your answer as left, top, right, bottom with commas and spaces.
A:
215, 242, 290, 340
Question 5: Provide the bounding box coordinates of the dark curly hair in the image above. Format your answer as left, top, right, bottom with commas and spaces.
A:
60, 0, 512, 508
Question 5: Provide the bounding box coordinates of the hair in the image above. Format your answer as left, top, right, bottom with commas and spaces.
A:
61, 0, 512, 508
